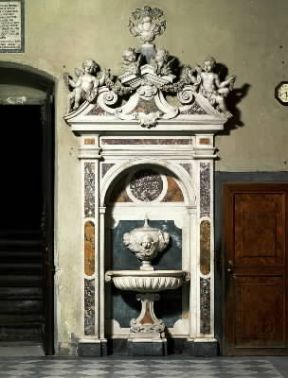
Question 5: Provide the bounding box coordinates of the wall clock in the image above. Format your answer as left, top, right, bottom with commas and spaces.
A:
275, 81, 288, 105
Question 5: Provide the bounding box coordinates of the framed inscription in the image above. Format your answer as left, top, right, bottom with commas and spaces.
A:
0, 0, 24, 53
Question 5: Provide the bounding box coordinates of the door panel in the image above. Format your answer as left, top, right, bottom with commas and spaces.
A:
223, 184, 288, 355
234, 276, 285, 348
234, 193, 285, 266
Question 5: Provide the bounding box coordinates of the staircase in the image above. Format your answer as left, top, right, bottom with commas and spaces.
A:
0, 230, 44, 342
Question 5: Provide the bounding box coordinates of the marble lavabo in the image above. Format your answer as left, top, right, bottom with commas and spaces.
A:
105, 270, 188, 292
105, 269, 189, 355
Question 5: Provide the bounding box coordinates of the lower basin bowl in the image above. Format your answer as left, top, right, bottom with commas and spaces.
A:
105, 270, 189, 292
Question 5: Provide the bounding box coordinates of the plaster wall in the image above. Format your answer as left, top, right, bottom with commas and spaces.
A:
1, 0, 287, 171
1, 0, 287, 352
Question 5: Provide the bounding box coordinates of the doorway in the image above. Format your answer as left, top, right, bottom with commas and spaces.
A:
0, 65, 55, 354
223, 183, 288, 355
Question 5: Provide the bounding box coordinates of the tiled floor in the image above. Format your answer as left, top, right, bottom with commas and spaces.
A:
0, 358, 286, 378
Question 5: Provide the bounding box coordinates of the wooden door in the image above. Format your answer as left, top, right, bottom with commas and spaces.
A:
223, 184, 288, 355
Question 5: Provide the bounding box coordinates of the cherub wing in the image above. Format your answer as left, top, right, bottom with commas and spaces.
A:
129, 20, 140, 37
156, 20, 166, 36
98, 71, 106, 86
74, 67, 84, 78
63, 72, 76, 91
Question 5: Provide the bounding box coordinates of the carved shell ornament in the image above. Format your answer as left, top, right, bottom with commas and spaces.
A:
64, 6, 236, 126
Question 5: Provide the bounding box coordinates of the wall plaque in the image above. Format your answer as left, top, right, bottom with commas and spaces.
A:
0, 0, 24, 53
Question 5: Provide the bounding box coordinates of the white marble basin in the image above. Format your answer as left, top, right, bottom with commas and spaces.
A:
105, 270, 189, 292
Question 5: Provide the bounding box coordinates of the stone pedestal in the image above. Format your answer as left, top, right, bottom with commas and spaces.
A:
128, 293, 167, 356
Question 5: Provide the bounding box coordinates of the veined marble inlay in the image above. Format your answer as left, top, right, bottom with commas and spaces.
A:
180, 101, 207, 115
84, 162, 95, 218
180, 163, 192, 176
129, 169, 164, 202
200, 277, 210, 334
101, 139, 191, 145
84, 278, 95, 336
102, 163, 115, 177
84, 221, 95, 276
200, 162, 210, 218
162, 176, 184, 202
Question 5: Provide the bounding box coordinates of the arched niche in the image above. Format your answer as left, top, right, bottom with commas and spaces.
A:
103, 163, 193, 339
101, 160, 196, 208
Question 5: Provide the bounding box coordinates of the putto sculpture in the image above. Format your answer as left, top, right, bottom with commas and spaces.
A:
64, 6, 236, 125
187, 56, 236, 116
64, 59, 106, 112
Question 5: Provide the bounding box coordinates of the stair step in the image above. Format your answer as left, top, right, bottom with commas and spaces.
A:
0, 239, 43, 249
0, 229, 45, 344
0, 250, 42, 260
0, 263, 42, 274
0, 299, 43, 314
0, 314, 43, 323
0, 325, 42, 342
0, 275, 42, 287
0, 287, 42, 299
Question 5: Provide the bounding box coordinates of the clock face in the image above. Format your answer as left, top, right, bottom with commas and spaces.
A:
275, 82, 288, 105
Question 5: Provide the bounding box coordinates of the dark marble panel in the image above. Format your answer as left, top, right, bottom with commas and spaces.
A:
200, 162, 210, 218
200, 277, 211, 334
111, 287, 140, 328
84, 279, 95, 336
180, 163, 192, 176
190, 340, 218, 356
106, 338, 219, 356
129, 169, 163, 201
84, 162, 95, 218
128, 340, 167, 356
101, 139, 191, 145
110, 220, 182, 270
102, 163, 115, 178
78, 341, 107, 356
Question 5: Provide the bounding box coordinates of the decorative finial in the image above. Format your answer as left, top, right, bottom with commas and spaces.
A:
129, 6, 166, 45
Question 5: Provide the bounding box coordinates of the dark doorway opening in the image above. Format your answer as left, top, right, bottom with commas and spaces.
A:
0, 66, 55, 355
0, 106, 43, 230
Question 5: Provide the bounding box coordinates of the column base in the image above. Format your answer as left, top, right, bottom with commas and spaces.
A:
187, 338, 218, 356
77, 339, 107, 357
